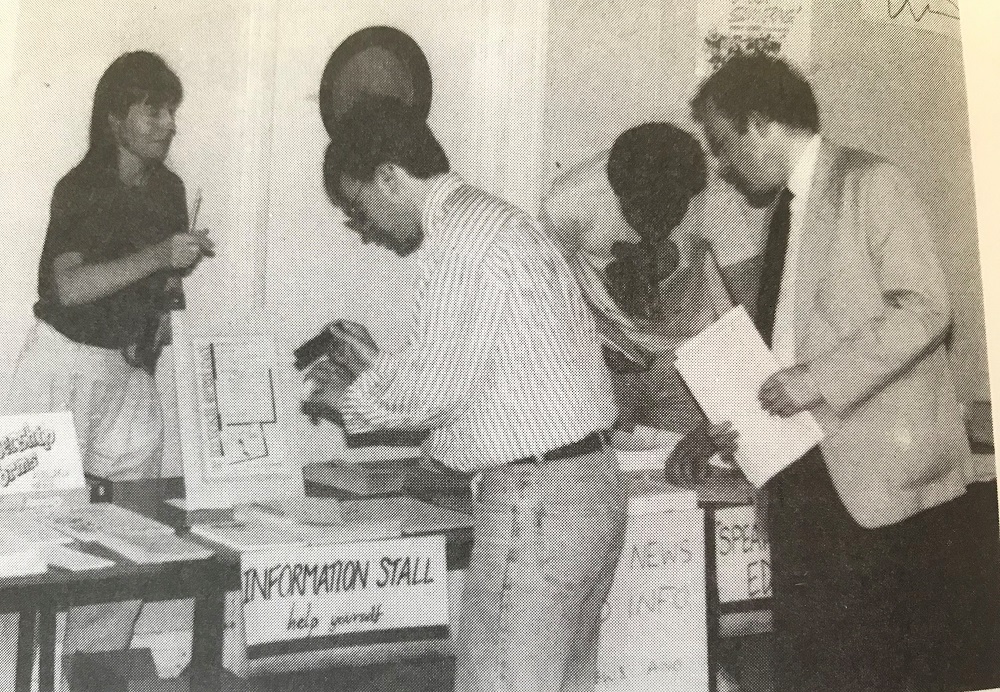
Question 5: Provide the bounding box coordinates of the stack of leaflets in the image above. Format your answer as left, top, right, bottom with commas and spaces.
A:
41, 544, 116, 572
339, 495, 471, 536
38, 503, 212, 565
190, 496, 405, 552
189, 518, 313, 552
0, 540, 48, 578
93, 533, 213, 565
38, 503, 175, 542
0, 510, 86, 576
0, 510, 73, 546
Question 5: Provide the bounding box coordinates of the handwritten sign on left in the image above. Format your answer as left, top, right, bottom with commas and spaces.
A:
0, 412, 85, 496
240, 534, 448, 648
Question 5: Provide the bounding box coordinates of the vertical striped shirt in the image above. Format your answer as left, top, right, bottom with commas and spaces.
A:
341, 173, 618, 473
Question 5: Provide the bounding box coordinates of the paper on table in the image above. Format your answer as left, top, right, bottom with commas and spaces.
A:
96, 533, 213, 565
42, 544, 116, 571
674, 306, 824, 487
0, 544, 47, 577
0, 511, 73, 546
610, 425, 735, 474
39, 503, 174, 542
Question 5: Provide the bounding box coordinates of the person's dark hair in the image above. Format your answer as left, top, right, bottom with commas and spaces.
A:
606, 123, 707, 237
81, 51, 183, 172
323, 96, 449, 206
323, 141, 345, 207
690, 55, 818, 134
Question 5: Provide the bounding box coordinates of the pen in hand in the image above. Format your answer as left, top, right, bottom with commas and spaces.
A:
188, 188, 215, 257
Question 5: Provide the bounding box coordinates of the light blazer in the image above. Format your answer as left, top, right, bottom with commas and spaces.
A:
793, 140, 987, 528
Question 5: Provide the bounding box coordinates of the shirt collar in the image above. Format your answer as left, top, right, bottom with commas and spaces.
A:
421, 172, 465, 242
787, 134, 822, 199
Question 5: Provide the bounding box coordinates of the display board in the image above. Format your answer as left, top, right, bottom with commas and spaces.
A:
172, 310, 303, 509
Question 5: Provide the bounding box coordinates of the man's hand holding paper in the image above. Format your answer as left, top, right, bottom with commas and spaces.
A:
328, 319, 379, 378
302, 360, 352, 425
673, 306, 825, 488
301, 319, 380, 426
664, 421, 738, 488
759, 363, 825, 417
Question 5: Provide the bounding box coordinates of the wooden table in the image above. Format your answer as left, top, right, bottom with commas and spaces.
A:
0, 549, 228, 692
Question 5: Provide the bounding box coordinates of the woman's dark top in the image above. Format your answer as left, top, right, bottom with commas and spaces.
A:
34, 162, 188, 350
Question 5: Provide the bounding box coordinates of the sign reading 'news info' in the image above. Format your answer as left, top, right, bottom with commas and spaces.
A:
241, 534, 448, 649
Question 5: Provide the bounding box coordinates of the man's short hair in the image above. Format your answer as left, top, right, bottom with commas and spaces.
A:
606, 123, 707, 233
691, 55, 819, 134
323, 96, 449, 205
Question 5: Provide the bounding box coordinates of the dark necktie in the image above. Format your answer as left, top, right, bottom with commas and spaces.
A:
754, 188, 794, 347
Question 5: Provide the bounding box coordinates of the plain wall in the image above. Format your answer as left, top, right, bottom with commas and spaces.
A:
809, 2, 987, 402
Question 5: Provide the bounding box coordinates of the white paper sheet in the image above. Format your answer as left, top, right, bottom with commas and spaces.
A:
674, 306, 823, 487
42, 544, 115, 572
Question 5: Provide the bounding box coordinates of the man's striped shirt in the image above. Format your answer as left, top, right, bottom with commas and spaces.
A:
341, 173, 618, 473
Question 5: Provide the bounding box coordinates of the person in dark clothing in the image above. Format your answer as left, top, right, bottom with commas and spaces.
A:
4, 50, 213, 684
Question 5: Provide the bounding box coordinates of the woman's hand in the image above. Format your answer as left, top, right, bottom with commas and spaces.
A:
664, 421, 738, 488
160, 230, 214, 270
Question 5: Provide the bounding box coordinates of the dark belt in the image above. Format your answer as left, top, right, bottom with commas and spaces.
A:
509, 431, 608, 466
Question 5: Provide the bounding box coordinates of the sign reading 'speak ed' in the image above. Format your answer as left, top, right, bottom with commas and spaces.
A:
0, 412, 85, 496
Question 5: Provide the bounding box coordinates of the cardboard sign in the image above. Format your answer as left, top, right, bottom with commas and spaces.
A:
597, 500, 708, 692
715, 504, 772, 603
240, 534, 448, 648
0, 412, 85, 497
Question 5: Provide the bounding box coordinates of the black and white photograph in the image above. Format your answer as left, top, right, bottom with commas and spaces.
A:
0, 1, 997, 691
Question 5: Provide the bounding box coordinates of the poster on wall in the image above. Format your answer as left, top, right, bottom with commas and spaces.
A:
863, 1, 960, 39
696, 0, 813, 76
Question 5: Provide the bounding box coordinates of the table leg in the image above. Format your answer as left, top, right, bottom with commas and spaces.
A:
704, 508, 720, 692
37, 608, 57, 692
189, 588, 225, 692
15, 610, 36, 692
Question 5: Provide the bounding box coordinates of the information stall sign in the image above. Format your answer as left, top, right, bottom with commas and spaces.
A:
240, 533, 449, 657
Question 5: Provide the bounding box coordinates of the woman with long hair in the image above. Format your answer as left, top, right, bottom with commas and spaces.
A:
6, 51, 212, 686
